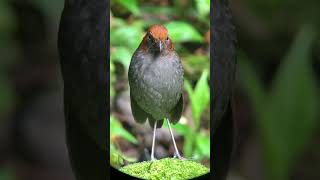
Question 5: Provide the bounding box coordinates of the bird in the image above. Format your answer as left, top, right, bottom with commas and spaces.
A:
128, 24, 184, 160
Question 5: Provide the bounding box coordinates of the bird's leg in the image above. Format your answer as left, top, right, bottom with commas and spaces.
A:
166, 118, 184, 160
151, 120, 158, 161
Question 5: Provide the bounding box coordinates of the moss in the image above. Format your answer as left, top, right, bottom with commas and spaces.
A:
119, 158, 210, 180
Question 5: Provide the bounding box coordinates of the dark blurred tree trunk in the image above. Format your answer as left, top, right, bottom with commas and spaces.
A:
58, 0, 108, 179
212, 0, 237, 179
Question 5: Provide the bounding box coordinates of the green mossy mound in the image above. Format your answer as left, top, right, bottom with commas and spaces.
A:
119, 158, 210, 180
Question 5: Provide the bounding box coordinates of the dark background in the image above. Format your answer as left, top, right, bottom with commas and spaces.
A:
0, 0, 319, 180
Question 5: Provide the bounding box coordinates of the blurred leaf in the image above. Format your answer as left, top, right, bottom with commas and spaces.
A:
183, 71, 209, 158
185, 70, 209, 130
110, 25, 143, 50
263, 25, 318, 180
240, 25, 318, 180
110, 116, 138, 144
131, 20, 146, 29
141, 6, 175, 16
195, 132, 210, 158
0, 167, 13, 180
165, 22, 203, 43
110, 85, 115, 97
163, 118, 198, 157
110, 15, 126, 28
110, 62, 115, 97
110, 61, 115, 72
183, 130, 195, 158
110, 143, 136, 168
193, 70, 210, 127
184, 55, 209, 66
0, 1, 16, 39
183, 55, 209, 78
111, 46, 132, 69
184, 80, 194, 111
172, 123, 191, 136
0, 76, 16, 113
195, 0, 210, 18
110, 144, 125, 168
163, 122, 191, 137
238, 53, 266, 114
114, 0, 140, 16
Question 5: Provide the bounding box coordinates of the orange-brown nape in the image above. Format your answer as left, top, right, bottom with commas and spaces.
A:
148, 25, 168, 41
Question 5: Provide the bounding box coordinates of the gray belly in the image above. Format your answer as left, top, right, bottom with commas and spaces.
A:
129, 57, 183, 120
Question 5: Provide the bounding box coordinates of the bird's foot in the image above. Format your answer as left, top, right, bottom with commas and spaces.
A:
151, 156, 157, 161
173, 153, 185, 160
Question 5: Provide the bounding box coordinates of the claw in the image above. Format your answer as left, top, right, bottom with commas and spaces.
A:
174, 152, 185, 160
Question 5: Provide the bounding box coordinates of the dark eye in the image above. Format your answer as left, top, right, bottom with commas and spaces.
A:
147, 34, 152, 41
166, 37, 169, 41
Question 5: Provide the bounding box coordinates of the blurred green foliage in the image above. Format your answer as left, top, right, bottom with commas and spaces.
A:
113, 0, 141, 16
195, 0, 210, 19
185, 70, 210, 129
0, 1, 17, 114
165, 21, 204, 43
162, 70, 210, 160
239, 25, 319, 180
110, 0, 210, 164
110, 116, 138, 167
0, 1, 15, 39
0, 168, 13, 180
183, 70, 210, 158
110, 116, 138, 145
110, 144, 126, 169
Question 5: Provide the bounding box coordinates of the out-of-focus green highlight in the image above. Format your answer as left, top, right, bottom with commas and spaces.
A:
239, 25, 319, 180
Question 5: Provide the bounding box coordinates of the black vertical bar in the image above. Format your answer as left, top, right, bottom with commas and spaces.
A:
211, 0, 237, 179
58, 0, 108, 179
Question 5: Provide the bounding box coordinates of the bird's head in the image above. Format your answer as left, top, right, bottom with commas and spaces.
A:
140, 25, 174, 55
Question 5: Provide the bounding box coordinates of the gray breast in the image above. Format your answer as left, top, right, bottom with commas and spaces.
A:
128, 51, 183, 120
